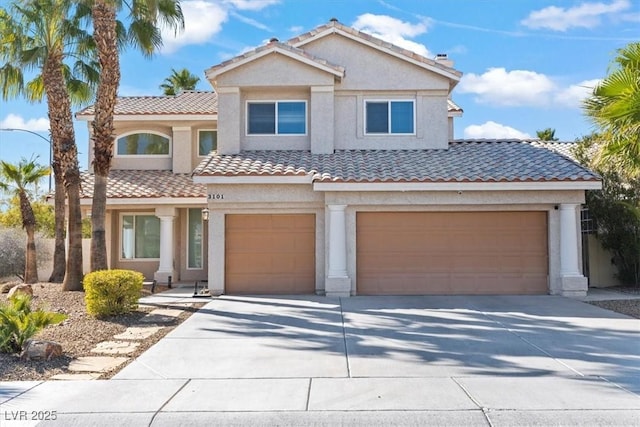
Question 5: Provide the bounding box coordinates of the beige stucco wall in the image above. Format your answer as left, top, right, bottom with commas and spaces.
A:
85, 118, 216, 172
587, 234, 622, 287
302, 34, 450, 91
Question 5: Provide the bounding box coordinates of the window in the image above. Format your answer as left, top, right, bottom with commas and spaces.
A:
247, 101, 306, 135
188, 208, 203, 269
199, 130, 217, 156
121, 214, 160, 259
365, 100, 415, 134
116, 132, 170, 155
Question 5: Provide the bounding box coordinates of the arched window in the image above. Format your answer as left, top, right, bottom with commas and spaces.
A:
116, 132, 171, 156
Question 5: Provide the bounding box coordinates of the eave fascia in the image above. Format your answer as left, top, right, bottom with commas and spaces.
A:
313, 181, 602, 192
80, 197, 206, 206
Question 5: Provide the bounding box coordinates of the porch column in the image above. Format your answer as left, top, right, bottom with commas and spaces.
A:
325, 204, 351, 297
559, 203, 588, 298
154, 207, 177, 283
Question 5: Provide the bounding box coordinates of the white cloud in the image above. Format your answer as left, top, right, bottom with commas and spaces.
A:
521, 0, 631, 31
161, 1, 228, 54
554, 79, 600, 107
223, 0, 280, 11
352, 14, 432, 57
464, 121, 531, 139
0, 114, 50, 132
458, 68, 556, 107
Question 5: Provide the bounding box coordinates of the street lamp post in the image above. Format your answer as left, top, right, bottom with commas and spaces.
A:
0, 128, 53, 192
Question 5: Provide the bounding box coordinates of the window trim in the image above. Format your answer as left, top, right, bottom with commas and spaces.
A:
245, 100, 308, 136
119, 212, 161, 261
197, 129, 218, 157
115, 130, 172, 157
186, 208, 204, 270
364, 99, 416, 136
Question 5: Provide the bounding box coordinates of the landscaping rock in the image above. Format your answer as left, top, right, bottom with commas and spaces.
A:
7, 284, 33, 299
20, 339, 63, 361
1, 282, 16, 293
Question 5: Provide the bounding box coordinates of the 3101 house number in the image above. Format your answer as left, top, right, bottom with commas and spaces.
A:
207, 193, 224, 200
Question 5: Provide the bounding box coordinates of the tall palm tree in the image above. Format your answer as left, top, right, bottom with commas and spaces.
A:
536, 128, 559, 141
584, 42, 640, 176
89, 0, 183, 271
0, 0, 98, 290
0, 158, 51, 284
159, 68, 199, 95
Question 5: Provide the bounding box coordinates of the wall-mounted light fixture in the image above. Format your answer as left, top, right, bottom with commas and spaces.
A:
202, 207, 210, 221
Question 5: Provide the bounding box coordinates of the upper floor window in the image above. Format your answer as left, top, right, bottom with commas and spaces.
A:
199, 130, 217, 156
247, 101, 306, 135
365, 100, 415, 135
116, 132, 170, 156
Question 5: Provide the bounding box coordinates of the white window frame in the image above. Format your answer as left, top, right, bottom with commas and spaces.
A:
115, 130, 172, 157
119, 213, 161, 261
186, 208, 204, 270
197, 129, 218, 157
245, 100, 308, 136
364, 99, 416, 136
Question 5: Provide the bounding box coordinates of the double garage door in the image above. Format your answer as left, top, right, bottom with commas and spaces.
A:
357, 212, 548, 295
224, 211, 548, 295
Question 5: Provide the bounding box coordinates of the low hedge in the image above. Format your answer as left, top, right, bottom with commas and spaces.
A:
84, 269, 144, 317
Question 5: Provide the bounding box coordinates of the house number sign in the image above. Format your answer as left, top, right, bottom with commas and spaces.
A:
208, 193, 225, 200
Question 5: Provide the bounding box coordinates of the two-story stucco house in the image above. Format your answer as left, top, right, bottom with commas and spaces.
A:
76, 20, 601, 298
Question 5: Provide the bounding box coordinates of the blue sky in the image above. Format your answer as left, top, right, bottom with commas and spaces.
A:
0, 0, 638, 172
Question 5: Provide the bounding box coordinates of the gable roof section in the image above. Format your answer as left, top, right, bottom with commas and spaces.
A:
288, 19, 462, 82
205, 41, 345, 81
76, 91, 217, 119
79, 170, 206, 200
193, 140, 600, 186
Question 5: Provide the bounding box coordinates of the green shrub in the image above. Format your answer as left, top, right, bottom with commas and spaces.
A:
0, 293, 67, 354
84, 270, 144, 317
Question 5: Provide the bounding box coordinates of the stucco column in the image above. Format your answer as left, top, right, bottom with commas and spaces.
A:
207, 211, 225, 296
326, 204, 351, 297
559, 203, 588, 298
154, 207, 177, 283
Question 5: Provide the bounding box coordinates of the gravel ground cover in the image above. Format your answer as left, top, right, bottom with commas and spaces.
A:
0, 283, 637, 381
0, 282, 203, 381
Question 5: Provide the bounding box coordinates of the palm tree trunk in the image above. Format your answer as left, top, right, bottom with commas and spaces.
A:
19, 191, 38, 284
90, 0, 120, 272
42, 49, 83, 291
48, 167, 66, 282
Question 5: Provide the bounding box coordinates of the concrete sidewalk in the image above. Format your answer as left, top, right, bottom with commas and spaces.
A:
1, 291, 639, 426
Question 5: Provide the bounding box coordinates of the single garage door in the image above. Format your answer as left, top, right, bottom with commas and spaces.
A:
357, 211, 548, 295
225, 214, 315, 294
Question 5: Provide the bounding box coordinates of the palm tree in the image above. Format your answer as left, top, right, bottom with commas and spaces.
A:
536, 128, 559, 141
0, 0, 98, 291
584, 42, 640, 176
0, 158, 51, 284
159, 68, 199, 95
89, 0, 184, 271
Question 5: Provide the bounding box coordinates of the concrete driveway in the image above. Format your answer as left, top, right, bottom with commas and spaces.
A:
2, 295, 639, 426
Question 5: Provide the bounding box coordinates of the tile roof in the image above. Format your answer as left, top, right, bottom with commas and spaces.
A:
206, 40, 345, 79
288, 19, 462, 79
76, 91, 217, 117
447, 99, 462, 114
193, 140, 599, 183
80, 170, 206, 199
528, 140, 578, 160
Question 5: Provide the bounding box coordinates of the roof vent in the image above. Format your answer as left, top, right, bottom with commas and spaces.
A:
435, 53, 454, 68
269, 37, 279, 43
329, 17, 339, 23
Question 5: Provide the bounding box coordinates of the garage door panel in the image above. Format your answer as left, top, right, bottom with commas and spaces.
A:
225, 214, 315, 295
357, 212, 548, 295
